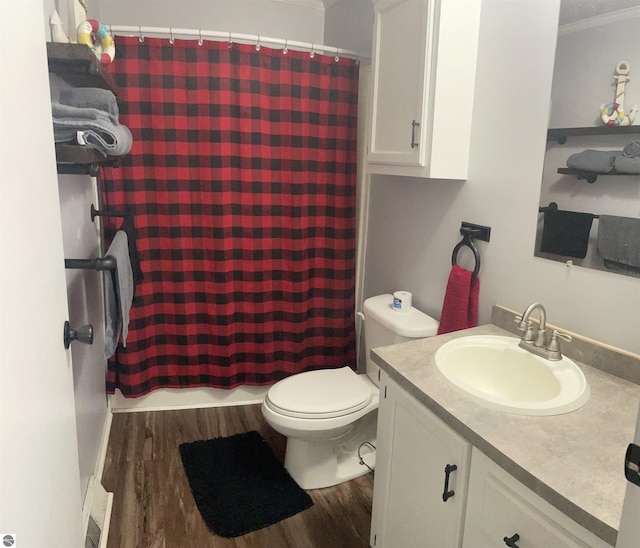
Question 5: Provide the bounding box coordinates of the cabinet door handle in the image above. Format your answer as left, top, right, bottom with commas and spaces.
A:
411, 119, 420, 149
503, 533, 520, 547
441, 463, 457, 502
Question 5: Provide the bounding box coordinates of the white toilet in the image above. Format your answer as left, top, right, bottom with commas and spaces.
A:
262, 293, 439, 489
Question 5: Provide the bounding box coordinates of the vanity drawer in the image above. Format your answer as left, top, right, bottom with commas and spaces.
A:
463, 449, 611, 548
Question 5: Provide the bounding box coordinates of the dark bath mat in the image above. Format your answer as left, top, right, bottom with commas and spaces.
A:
179, 430, 313, 537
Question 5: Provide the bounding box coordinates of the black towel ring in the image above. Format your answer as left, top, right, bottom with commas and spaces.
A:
451, 234, 481, 279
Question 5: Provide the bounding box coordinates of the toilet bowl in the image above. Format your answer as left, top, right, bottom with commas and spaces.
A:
262, 294, 439, 490
262, 366, 379, 489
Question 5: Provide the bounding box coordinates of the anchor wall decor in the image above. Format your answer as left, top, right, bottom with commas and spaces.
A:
600, 60, 639, 126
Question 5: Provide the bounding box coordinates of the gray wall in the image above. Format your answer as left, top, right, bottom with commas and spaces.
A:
43, 0, 110, 499
363, 0, 640, 356
551, 15, 640, 128
48, 1, 640, 370
57, 169, 108, 499
324, 0, 374, 59
97, 0, 325, 44
537, 14, 640, 272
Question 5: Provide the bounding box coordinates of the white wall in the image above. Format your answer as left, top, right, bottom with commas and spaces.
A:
363, 0, 640, 356
1, 1, 84, 544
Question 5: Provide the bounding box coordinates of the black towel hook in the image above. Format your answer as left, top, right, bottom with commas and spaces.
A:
451, 222, 491, 279
452, 235, 481, 279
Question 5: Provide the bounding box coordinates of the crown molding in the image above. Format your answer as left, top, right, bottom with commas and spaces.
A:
559, 6, 640, 35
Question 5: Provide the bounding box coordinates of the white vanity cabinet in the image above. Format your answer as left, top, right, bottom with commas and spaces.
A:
367, 0, 481, 180
370, 374, 614, 548
370, 373, 471, 547
463, 449, 612, 548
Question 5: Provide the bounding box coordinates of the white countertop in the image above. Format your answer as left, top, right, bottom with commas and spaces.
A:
371, 323, 640, 546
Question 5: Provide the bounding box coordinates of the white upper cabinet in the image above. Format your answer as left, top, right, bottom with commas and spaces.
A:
367, 0, 481, 179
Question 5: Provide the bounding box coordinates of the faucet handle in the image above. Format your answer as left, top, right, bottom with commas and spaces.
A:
552, 330, 572, 342
548, 330, 572, 352
514, 316, 535, 341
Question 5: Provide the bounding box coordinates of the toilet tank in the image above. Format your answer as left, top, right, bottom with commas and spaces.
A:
363, 294, 439, 386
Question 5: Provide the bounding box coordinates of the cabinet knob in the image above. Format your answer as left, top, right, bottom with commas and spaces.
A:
441, 463, 457, 502
503, 533, 520, 547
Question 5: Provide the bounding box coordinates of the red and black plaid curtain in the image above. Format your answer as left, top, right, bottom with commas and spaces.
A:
101, 36, 359, 397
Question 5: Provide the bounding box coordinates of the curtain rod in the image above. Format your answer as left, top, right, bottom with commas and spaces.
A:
108, 25, 368, 61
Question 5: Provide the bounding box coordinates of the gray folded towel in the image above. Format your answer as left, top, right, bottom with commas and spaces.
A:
53, 102, 104, 121
622, 140, 640, 158
104, 231, 134, 359
59, 88, 119, 123
52, 102, 133, 156
566, 150, 620, 173
613, 155, 640, 174
596, 215, 640, 270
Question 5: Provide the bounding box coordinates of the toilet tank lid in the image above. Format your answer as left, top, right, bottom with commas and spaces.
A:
363, 294, 439, 338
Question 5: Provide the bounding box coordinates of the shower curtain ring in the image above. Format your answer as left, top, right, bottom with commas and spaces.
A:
310, 43, 315, 58
138, 26, 144, 43
228, 31, 233, 49
334, 48, 340, 63
198, 29, 203, 46
169, 27, 175, 44
283, 39, 288, 55
255, 36, 261, 51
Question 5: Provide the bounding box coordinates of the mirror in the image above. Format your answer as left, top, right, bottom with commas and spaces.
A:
535, 1, 640, 278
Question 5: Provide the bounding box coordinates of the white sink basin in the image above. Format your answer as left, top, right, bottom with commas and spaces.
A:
434, 335, 590, 416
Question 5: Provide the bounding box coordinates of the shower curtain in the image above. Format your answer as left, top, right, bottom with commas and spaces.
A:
101, 36, 359, 397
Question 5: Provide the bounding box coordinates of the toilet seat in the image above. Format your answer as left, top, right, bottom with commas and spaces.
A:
265, 366, 373, 419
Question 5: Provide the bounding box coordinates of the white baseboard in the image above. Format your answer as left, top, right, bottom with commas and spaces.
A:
109, 385, 271, 413
94, 408, 113, 483
82, 475, 114, 548
82, 408, 115, 547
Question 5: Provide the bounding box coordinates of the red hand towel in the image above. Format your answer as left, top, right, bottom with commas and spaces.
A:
437, 265, 480, 335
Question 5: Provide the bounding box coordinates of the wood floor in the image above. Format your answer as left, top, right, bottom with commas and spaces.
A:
102, 404, 374, 548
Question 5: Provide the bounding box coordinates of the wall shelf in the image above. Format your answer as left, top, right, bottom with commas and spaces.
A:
47, 43, 122, 175
46, 42, 117, 94
549, 125, 640, 182
548, 125, 640, 144
557, 167, 639, 184
55, 145, 120, 176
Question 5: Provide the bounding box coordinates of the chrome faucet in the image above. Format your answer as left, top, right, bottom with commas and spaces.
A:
515, 303, 572, 361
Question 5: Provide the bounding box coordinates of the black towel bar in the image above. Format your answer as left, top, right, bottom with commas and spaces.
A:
451, 222, 491, 279
65, 256, 116, 271
538, 202, 558, 213
539, 202, 600, 218
90, 204, 129, 222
